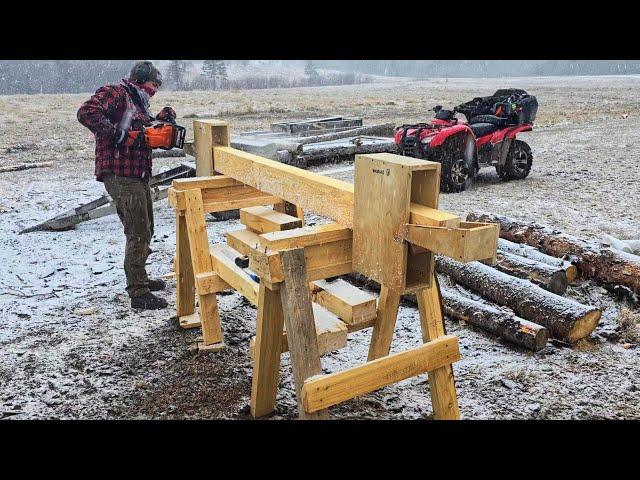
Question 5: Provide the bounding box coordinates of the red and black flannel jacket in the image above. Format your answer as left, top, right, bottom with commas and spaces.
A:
77, 79, 156, 181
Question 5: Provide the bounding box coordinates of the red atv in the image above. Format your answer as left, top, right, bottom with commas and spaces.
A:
394, 89, 538, 192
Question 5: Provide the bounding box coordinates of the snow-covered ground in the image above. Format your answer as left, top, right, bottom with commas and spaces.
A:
0, 75, 638, 419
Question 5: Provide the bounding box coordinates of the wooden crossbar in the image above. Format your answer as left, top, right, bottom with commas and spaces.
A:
301, 335, 461, 413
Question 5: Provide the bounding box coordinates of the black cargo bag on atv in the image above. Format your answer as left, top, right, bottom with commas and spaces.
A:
456, 89, 538, 125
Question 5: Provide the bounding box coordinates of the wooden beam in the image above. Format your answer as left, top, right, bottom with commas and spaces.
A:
278, 248, 329, 419
226, 228, 261, 257
367, 286, 401, 361
175, 211, 196, 317
249, 303, 348, 358
415, 278, 461, 420
258, 223, 351, 250
210, 244, 260, 305
214, 146, 355, 227
195, 272, 231, 295
310, 278, 377, 326
249, 239, 353, 284
409, 203, 460, 228
183, 189, 223, 346
251, 283, 285, 418
402, 222, 499, 263
172, 175, 243, 191
301, 335, 461, 413
168, 185, 280, 213
240, 206, 302, 233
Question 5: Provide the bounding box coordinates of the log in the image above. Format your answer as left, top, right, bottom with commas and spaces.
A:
295, 123, 396, 146
435, 256, 601, 343
498, 238, 578, 283
468, 211, 640, 296
152, 148, 185, 158
297, 140, 398, 162
0, 162, 53, 173
440, 287, 549, 351
347, 272, 548, 351
492, 250, 568, 295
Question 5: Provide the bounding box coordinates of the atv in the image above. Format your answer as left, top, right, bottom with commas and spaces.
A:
394, 89, 538, 192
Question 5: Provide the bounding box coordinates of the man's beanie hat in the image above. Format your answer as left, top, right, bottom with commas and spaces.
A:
129, 60, 163, 86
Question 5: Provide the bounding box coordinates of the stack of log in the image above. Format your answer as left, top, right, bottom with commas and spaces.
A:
348, 211, 615, 351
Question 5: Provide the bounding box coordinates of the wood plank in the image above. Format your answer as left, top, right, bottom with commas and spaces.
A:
226, 228, 261, 257
169, 185, 280, 213
409, 203, 460, 227
415, 278, 461, 420
251, 283, 285, 418
278, 248, 329, 419
367, 286, 402, 361
210, 243, 260, 305
179, 312, 201, 329
352, 155, 413, 291
249, 303, 348, 358
273, 201, 304, 226
258, 223, 352, 250
301, 335, 461, 413
172, 175, 243, 191
176, 211, 195, 317
240, 206, 302, 233
402, 222, 499, 263
310, 278, 377, 326
183, 189, 223, 346
195, 272, 231, 295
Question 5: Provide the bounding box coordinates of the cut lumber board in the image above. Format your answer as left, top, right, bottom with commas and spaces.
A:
468, 211, 640, 296
435, 256, 601, 343
239, 206, 302, 233
226, 228, 261, 257
310, 278, 377, 326
301, 335, 460, 413
250, 303, 348, 358
258, 223, 351, 250
498, 238, 578, 283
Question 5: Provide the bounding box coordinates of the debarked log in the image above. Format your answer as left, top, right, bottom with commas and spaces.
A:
468, 211, 640, 296
498, 238, 578, 283
435, 256, 601, 343
491, 250, 568, 295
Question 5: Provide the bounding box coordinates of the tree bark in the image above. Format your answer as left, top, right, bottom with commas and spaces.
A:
439, 287, 549, 351
491, 250, 568, 295
498, 238, 578, 283
468, 211, 640, 296
435, 256, 601, 343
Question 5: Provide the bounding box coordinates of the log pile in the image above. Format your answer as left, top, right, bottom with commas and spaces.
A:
468, 211, 640, 296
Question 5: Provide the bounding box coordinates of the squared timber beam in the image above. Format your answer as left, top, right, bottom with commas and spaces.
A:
301, 335, 461, 413
240, 206, 302, 233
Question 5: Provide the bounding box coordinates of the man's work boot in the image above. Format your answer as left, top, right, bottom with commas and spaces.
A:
148, 278, 167, 291
131, 292, 168, 310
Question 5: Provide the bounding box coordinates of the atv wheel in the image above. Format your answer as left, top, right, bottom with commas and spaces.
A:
498, 139, 532, 180
439, 135, 475, 193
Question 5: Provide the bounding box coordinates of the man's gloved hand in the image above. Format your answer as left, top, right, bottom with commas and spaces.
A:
156, 106, 176, 122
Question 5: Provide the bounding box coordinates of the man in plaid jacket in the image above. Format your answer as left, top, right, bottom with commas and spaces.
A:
78, 60, 176, 310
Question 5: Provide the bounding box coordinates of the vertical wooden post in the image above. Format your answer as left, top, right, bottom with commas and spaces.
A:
279, 248, 329, 420
367, 286, 402, 361
251, 283, 285, 418
175, 211, 195, 317
194, 120, 230, 177
415, 275, 460, 420
183, 189, 223, 346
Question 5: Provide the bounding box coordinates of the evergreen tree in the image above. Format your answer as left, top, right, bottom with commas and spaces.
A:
167, 60, 187, 90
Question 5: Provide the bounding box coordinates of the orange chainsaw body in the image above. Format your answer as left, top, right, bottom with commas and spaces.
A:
125, 122, 186, 150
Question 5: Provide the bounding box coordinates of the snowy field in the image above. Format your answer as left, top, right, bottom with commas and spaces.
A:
0, 75, 639, 419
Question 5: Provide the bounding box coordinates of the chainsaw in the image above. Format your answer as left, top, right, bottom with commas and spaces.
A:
124, 116, 186, 150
